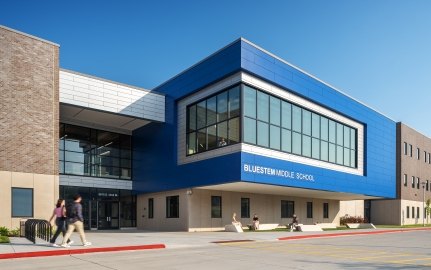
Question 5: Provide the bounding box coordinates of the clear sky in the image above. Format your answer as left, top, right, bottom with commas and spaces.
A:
2, 1, 431, 136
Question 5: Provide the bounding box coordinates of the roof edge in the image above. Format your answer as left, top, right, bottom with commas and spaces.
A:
240, 37, 396, 123
153, 37, 243, 91
0, 25, 60, 47
60, 68, 164, 96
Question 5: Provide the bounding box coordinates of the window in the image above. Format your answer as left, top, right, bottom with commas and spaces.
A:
412, 176, 415, 188
12, 188, 33, 217
417, 148, 420, 160
407, 206, 410, 218
428, 153, 431, 164
148, 198, 154, 219
412, 206, 415, 218
307, 202, 313, 219
323, 203, 329, 219
281, 200, 294, 218
241, 85, 358, 169
60, 124, 132, 180
425, 151, 428, 163
417, 177, 420, 189
211, 196, 222, 218
427, 180, 429, 191
187, 85, 240, 155
403, 174, 407, 186
409, 144, 413, 157
166, 196, 179, 218
417, 207, 420, 219
241, 198, 250, 218
403, 142, 408, 155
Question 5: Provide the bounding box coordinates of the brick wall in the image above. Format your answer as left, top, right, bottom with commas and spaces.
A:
0, 26, 59, 175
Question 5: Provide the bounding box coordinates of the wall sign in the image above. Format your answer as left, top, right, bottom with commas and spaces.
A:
243, 164, 315, 182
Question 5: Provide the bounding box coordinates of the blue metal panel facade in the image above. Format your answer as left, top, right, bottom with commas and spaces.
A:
133, 39, 396, 198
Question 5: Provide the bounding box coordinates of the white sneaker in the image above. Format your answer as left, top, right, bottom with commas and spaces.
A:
60, 243, 70, 248
68, 240, 74, 245
83, 242, 92, 247
51, 243, 60, 247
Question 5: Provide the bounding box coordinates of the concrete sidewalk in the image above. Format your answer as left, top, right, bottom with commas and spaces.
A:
1, 227, 429, 259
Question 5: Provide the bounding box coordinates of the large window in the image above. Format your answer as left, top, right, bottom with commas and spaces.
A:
281, 200, 294, 218
166, 196, 179, 218
12, 188, 33, 217
186, 85, 240, 155
186, 84, 359, 169
243, 85, 357, 168
211, 196, 222, 218
59, 123, 132, 180
241, 198, 250, 218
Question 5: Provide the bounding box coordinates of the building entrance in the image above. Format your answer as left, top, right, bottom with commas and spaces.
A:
60, 186, 136, 230
97, 201, 120, 229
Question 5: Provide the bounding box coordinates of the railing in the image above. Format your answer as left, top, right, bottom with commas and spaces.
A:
24, 219, 52, 244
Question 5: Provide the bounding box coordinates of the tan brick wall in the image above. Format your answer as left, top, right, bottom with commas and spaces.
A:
0, 26, 59, 175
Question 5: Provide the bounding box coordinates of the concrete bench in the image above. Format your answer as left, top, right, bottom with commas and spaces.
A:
316, 223, 337, 229
256, 223, 279, 231
346, 223, 376, 229
225, 223, 243, 232
298, 224, 323, 232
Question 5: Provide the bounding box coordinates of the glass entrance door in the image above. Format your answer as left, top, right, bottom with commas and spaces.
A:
98, 201, 120, 229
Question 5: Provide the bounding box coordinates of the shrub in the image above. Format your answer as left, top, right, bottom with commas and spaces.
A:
0, 235, 10, 243
340, 215, 368, 225
8, 228, 20, 237
0, 226, 9, 236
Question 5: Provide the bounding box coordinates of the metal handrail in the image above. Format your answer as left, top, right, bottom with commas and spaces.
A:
24, 219, 52, 244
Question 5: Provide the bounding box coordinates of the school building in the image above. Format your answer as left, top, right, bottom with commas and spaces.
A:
0, 24, 409, 231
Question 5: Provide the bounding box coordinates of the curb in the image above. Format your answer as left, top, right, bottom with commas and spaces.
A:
0, 244, 165, 260
277, 227, 431, 241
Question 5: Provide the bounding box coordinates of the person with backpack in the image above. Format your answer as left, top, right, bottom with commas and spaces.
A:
60, 194, 91, 248
48, 199, 73, 247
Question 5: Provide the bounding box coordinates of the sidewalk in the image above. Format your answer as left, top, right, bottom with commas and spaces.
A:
1, 227, 430, 259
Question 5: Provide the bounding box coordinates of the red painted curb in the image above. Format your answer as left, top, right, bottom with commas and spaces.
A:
0, 244, 165, 260
278, 227, 431, 241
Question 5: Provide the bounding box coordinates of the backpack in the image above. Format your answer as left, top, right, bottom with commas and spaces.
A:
66, 202, 77, 219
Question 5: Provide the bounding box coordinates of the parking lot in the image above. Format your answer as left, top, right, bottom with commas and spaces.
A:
2, 229, 431, 269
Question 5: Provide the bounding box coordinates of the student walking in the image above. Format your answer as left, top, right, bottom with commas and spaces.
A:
60, 194, 91, 248
48, 199, 73, 247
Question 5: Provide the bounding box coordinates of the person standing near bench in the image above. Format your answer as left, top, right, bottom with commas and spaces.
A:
289, 214, 299, 232
252, 214, 259, 230
48, 199, 73, 247
60, 194, 91, 248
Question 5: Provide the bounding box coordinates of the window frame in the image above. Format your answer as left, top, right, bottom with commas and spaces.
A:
403, 174, 407, 186
307, 202, 313, 219
281, 200, 295, 218
211, 196, 222, 218
11, 187, 34, 218
240, 83, 358, 169
148, 198, 154, 219
166, 195, 179, 218
186, 84, 242, 156
323, 202, 329, 219
241, 198, 250, 218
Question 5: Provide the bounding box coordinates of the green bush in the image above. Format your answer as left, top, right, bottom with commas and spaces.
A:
340, 215, 368, 225
0, 235, 10, 243
8, 228, 20, 237
0, 226, 9, 236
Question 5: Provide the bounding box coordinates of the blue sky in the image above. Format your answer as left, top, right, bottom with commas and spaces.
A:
2, 1, 431, 136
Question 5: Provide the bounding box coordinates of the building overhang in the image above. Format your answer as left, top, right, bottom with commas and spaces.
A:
195, 181, 382, 201
60, 103, 152, 134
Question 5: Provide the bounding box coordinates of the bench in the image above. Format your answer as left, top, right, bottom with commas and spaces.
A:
346, 223, 376, 229
225, 223, 243, 232
316, 223, 337, 229
256, 223, 279, 231
298, 224, 323, 232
